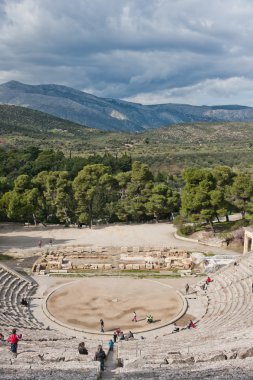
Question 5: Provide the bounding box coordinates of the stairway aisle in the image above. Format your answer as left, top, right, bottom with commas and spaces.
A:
102, 344, 119, 379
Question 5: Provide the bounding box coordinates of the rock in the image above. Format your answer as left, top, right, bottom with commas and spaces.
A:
238, 348, 253, 359
209, 353, 228, 362
226, 351, 238, 360
171, 356, 195, 365
195, 352, 227, 363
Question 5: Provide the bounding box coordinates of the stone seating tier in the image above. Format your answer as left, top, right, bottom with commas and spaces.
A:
2, 249, 253, 379
117, 251, 253, 377
0, 264, 44, 329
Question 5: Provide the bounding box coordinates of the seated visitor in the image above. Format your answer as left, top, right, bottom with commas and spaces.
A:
172, 323, 180, 333
146, 314, 153, 323
126, 330, 134, 340
78, 342, 88, 355
119, 331, 125, 340
21, 298, 28, 307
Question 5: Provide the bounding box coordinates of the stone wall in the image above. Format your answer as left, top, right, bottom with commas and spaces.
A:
32, 246, 192, 273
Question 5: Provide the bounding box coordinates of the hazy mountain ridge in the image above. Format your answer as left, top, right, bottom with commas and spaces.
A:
1, 81, 253, 132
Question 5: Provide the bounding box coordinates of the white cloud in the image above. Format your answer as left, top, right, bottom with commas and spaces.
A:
124, 77, 253, 106
1, 0, 253, 105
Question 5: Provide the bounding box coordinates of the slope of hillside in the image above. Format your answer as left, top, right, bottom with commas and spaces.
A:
0, 104, 102, 148
1, 81, 253, 132
1, 104, 253, 174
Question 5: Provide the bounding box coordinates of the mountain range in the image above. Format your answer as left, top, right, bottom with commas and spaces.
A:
1, 80, 253, 132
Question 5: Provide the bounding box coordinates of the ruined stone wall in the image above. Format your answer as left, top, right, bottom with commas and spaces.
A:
33, 246, 192, 273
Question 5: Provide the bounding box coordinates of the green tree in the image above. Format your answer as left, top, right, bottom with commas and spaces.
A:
212, 166, 235, 221
145, 183, 179, 221
181, 168, 216, 229
73, 164, 114, 228
33, 171, 74, 223
2, 175, 38, 222
116, 162, 153, 222
227, 172, 253, 218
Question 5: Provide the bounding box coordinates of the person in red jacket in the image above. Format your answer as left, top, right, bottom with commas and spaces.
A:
7, 329, 22, 356
187, 320, 196, 329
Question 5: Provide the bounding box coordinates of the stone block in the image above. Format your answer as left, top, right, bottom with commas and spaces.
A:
171, 356, 195, 365
209, 353, 228, 361
238, 348, 253, 359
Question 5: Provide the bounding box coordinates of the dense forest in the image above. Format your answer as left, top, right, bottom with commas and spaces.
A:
1, 147, 253, 229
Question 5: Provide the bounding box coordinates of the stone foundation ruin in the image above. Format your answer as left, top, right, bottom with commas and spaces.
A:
32, 246, 194, 274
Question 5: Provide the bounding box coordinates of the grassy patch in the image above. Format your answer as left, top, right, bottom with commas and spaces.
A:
0, 253, 13, 261
49, 271, 184, 278
214, 219, 249, 233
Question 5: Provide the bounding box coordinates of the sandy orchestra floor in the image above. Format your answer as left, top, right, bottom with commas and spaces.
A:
47, 277, 184, 333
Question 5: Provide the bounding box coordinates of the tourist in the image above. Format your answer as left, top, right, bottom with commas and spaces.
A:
187, 320, 196, 329
21, 297, 28, 307
100, 319, 104, 332
0, 333, 4, 341
119, 331, 125, 340
172, 323, 180, 333
108, 339, 114, 351
146, 314, 153, 323
38, 240, 42, 248
49, 238, 53, 246
94, 345, 106, 371
78, 342, 88, 355
113, 331, 117, 343
206, 276, 212, 284
126, 331, 134, 340
7, 329, 22, 357
132, 311, 137, 322
185, 283, 190, 294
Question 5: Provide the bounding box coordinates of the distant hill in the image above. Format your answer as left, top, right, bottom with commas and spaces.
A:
1, 104, 253, 173
0, 104, 102, 150
1, 81, 253, 132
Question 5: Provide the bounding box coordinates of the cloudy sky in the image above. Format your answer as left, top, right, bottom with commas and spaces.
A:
1, 0, 253, 105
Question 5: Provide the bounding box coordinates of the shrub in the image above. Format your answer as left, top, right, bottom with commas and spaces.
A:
179, 224, 196, 236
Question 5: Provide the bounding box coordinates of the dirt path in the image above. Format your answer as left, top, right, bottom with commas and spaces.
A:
0, 222, 240, 256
